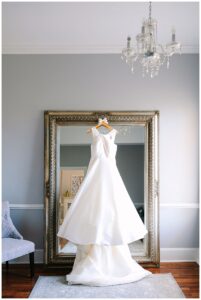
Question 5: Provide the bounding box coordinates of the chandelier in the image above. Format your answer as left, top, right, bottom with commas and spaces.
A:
121, 2, 181, 78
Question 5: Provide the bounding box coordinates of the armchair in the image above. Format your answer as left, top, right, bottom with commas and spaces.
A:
2, 201, 35, 277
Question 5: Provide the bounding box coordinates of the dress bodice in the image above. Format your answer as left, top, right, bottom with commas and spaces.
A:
91, 127, 117, 160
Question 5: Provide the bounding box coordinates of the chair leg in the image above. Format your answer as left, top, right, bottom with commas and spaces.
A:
6, 261, 9, 270
29, 252, 34, 278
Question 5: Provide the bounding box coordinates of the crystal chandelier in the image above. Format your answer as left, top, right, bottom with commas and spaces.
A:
121, 2, 181, 78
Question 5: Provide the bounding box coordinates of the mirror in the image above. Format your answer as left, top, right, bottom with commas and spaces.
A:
44, 111, 159, 268
57, 125, 146, 257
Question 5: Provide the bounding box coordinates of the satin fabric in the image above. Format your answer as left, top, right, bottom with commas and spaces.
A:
57, 127, 151, 286
57, 127, 148, 245
67, 244, 151, 286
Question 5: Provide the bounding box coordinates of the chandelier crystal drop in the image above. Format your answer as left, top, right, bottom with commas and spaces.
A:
121, 2, 181, 78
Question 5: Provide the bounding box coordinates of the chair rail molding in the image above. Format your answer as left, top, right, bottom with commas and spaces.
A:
9, 204, 44, 210
9, 203, 199, 209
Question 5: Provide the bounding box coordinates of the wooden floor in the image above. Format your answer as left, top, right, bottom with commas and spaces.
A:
2, 262, 199, 298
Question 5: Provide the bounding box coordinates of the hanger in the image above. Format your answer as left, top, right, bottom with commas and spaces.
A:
87, 117, 113, 133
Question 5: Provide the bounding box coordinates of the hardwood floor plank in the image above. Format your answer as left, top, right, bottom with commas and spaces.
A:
2, 262, 199, 298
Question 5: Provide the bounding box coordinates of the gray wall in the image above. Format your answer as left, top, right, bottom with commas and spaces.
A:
60, 145, 91, 167
60, 144, 144, 205
2, 54, 199, 252
117, 145, 144, 204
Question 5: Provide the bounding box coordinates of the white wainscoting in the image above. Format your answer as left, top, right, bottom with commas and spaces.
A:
5, 248, 199, 264
8, 203, 199, 264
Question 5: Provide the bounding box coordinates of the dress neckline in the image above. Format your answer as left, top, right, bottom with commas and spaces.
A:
93, 127, 115, 137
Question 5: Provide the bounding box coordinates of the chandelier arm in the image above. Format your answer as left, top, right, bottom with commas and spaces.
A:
159, 44, 166, 55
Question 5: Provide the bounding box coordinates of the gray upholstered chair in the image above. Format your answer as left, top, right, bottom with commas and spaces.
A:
2, 201, 35, 277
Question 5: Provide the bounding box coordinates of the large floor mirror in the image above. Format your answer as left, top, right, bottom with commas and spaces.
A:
44, 111, 160, 268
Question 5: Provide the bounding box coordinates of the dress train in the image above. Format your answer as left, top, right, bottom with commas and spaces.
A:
67, 244, 151, 286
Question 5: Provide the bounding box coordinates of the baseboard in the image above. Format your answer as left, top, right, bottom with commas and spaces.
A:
195, 248, 200, 265
160, 248, 199, 263
3, 248, 199, 264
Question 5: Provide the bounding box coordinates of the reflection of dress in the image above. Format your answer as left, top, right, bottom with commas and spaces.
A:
57, 127, 151, 286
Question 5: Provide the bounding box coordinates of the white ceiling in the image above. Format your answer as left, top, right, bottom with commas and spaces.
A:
2, 2, 199, 54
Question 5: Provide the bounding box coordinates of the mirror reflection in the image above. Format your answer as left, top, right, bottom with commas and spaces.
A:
57, 125, 146, 256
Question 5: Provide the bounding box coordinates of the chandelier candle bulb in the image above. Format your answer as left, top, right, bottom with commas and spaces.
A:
172, 27, 176, 42
127, 36, 131, 48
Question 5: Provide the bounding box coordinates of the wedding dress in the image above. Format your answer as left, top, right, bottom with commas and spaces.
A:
57, 126, 151, 286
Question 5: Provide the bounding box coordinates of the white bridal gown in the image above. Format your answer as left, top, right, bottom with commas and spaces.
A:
57, 127, 151, 286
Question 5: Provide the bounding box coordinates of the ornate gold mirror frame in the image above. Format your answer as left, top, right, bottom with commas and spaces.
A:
44, 111, 160, 268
